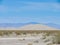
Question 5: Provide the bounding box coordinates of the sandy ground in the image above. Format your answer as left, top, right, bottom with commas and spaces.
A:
0, 38, 46, 45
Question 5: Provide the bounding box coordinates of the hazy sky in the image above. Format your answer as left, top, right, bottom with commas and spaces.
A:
0, 0, 60, 24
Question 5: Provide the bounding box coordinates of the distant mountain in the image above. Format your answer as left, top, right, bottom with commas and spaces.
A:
0, 22, 40, 28
0, 22, 60, 29
19, 24, 58, 30
26, 22, 40, 24
44, 23, 60, 29
0, 23, 25, 27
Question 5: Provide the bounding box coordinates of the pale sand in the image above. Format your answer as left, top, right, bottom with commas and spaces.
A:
19, 24, 58, 30
0, 24, 59, 30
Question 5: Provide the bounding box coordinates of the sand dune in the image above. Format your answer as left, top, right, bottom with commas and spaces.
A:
0, 24, 59, 30
19, 24, 58, 30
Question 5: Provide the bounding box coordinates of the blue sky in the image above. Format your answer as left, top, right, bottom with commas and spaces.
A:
0, 0, 60, 24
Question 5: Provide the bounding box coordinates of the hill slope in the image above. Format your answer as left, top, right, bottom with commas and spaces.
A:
19, 24, 58, 30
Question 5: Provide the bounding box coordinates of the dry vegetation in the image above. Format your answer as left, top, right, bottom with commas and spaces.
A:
0, 30, 60, 44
